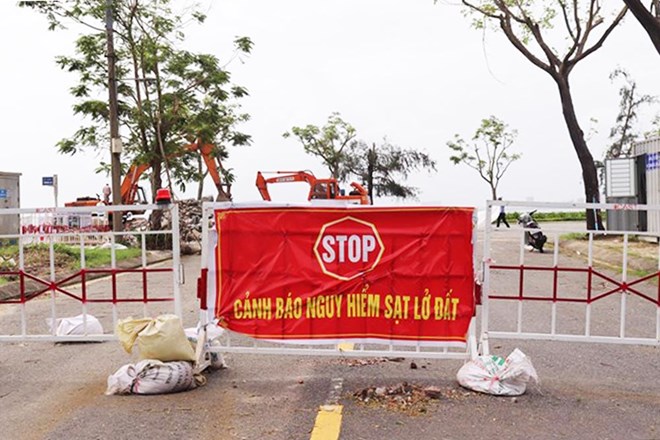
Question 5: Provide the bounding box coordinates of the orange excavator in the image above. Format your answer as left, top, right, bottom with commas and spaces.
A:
65, 140, 228, 208
256, 171, 369, 205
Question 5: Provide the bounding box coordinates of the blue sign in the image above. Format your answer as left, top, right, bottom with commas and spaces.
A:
42, 176, 54, 186
0, 189, 6, 199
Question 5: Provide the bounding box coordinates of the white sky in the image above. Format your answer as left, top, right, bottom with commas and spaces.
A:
2, 0, 659, 209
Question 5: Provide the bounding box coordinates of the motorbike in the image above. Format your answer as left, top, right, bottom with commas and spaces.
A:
518, 210, 547, 253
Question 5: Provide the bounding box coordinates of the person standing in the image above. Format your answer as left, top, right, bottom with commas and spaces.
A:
496, 198, 510, 228
102, 183, 112, 204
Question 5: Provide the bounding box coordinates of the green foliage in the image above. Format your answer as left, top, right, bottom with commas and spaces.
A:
646, 115, 660, 139
21, 0, 253, 200
448, 116, 521, 200
512, 211, 586, 222
284, 113, 436, 202
347, 140, 436, 200
606, 68, 657, 159
283, 112, 357, 180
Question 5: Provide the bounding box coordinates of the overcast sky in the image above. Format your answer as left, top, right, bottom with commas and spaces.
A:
2, 0, 659, 209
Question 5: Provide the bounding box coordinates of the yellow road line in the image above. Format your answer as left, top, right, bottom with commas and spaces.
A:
310, 405, 343, 440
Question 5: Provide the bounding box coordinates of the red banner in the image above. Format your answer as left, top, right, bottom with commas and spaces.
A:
213, 206, 475, 344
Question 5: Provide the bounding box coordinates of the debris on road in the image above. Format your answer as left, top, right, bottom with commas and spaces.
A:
338, 357, 405, 367
353, 382, 472, 414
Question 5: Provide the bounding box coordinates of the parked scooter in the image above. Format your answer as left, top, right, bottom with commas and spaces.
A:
518, 210, 547, 253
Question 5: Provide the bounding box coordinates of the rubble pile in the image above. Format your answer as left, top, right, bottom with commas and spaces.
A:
175, 198, 210, 255
122, 198, 210, 255
353, 382, 471, 414
338, 357, 405, 367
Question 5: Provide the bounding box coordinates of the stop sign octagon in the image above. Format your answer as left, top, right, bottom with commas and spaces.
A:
313, 216, 385, 281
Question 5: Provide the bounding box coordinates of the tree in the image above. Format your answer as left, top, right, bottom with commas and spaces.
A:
284, 113, 436, 203
283, 112, 356, 180
606, 69, 657, 159
447, 116, 521, 200
459, 1, 627, 230
21, 0, 252, 205
623, 0, 660, 55
347, 140, 436, 204
646, 115, 660, 139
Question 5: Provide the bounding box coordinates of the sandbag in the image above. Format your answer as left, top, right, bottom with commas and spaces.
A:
105, 360, 205, 395
116, 314, 196, 362
456, 348, 538, 396
185, 322, 227, 370
46, 314, 104, 336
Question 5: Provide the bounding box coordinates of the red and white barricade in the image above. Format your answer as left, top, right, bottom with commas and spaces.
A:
0, 203, 182, 342
480, 200, 660, 354
195, 202, 479, 365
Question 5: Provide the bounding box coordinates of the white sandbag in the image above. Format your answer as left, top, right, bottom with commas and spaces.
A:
184, 322, 224, 341
456, 348, 538, 396
185, 322, 227, 370
46, 314, 104, 336
116, 314, 196, 362
105, 360, 204, 395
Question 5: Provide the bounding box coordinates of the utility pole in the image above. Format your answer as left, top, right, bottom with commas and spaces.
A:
106, 0, 122, 232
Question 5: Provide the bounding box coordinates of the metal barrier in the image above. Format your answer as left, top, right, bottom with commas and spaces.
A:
0, 203, 182, 342
480, 200, 660, 355
196, 202, 479, 366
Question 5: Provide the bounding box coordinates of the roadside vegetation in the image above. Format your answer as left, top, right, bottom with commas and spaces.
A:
0, 244, 143, 285
503, 211, 587, 224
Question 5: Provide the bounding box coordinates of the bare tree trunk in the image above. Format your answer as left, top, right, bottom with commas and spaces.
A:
196, 156, 205, 200
367, 144, 376, 205
150, 160, 164, 231
555, 76, 604, 231
623, 0, 660, 55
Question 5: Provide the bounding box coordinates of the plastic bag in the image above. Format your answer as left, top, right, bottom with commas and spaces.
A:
185, 322, 227, 370
105, 360, 205, 395
46, 314, 104, 336
116, 314, 196, 362
456, 348, 538, 396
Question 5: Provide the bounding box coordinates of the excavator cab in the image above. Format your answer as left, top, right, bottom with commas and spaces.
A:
310, 181, 337, 200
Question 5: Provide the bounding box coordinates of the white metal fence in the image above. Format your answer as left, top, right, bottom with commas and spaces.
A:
0, 203, 182, 342
480, 200, 660, 355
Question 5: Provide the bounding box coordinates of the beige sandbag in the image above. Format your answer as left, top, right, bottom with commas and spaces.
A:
116, 314, 196, 362
105, 360, 206, 395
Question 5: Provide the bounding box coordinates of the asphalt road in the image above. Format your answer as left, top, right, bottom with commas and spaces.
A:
1, 224, 659, 440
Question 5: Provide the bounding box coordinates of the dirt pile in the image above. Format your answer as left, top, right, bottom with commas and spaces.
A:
353, 382, 472, 414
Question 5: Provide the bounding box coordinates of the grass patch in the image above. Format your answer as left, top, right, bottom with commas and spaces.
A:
560, 232, 589, 241
559, 234, 659, 281
506, 211, 587, 223
75, 246, 143, 269
0, 243, 143, 285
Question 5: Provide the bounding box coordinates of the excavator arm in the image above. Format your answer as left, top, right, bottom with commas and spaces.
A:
255, 171, 369, 204
256, 171, 318, 202
190, 142, 231, 201
119, 140, 230, 204
120, 162, 150, 205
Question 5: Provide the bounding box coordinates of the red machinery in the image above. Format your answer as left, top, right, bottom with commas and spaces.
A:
255, 170, 369, 205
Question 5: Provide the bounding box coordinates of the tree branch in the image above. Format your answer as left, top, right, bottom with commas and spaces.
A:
623, 0, 660, 55
574, 5, 627, 63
